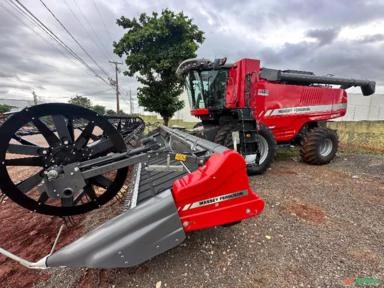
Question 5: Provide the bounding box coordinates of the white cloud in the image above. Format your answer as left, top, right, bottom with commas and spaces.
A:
339, 19, 384, 42
0, 0, 383, 112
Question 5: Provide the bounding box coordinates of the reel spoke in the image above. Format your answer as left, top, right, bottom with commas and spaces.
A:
89, 175, 113, 189
37, 191, 49, 204
84, 184, 97, 200
7, 144, 43, 156
16, 172, 43, 193
32, 118, 61, 146
5, 157, 44, 167
89, 139, 114, 155
12, 135, 38, 146
75, 121, 95, 149
67, 117, 75, 142
52, 115, 73, 143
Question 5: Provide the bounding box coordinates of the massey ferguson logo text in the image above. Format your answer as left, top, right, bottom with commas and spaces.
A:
182, 190, 248, 211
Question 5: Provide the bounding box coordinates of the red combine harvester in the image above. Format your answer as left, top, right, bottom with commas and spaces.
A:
176, 58, 376, 174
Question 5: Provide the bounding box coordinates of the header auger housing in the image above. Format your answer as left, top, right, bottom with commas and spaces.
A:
177, 57, 376, 174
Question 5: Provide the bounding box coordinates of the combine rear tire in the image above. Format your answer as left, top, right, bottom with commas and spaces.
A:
214, 124, 276, 175
300, 127, 338, 165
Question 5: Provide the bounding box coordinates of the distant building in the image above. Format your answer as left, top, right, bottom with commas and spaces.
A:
338, 93, 384, 121
172, 91, 198, 122
153, 90, 198, 123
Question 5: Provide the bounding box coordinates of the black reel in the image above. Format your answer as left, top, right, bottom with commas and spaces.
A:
0, 103, 128, 216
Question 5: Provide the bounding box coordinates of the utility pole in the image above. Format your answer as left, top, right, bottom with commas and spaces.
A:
109, 61, 123, 114
32, 91, 38, 105
129, 89, 133, 114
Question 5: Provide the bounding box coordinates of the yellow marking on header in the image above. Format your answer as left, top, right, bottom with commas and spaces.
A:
175, 153, 187, 162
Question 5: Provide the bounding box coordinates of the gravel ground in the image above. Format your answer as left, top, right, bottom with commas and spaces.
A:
36, 151, 383, 288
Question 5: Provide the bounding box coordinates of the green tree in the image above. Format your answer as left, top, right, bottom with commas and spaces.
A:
106, 109, 117, 116
92, 104, 106, 115
114, 9, 204, 125
68, 95, 92, 108
118, 110, 129, 116
68, 95, 107, 115
0, 104, 13, 113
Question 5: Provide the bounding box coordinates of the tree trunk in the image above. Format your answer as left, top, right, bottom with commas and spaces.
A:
163, 116, 170, 126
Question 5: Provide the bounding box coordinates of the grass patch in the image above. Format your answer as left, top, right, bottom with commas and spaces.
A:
139, 114, 198, 131
276, 147, 299, 160
327, 121, 384, 154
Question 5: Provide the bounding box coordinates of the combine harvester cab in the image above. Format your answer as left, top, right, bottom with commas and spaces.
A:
0, 103, 264, 269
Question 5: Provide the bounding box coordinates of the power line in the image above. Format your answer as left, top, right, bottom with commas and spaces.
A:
0, 1, 76, 68
62, 0, 111, 62
92, 0, 115, 45
2, 0, 114, 95
9, 0, 112, 88
39, 0, 111, 79
71, 0, 113, 59
65, 0, 133, 101
6, 0, 80, 62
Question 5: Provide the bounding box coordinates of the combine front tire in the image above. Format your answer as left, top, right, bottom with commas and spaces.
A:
214, 124, 276, 175
246, 124, 276, 175
300, 127, 338, 165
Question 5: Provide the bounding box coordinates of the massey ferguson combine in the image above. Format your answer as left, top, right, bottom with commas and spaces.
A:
176, 58, 376, 174
0, 103, 264, 269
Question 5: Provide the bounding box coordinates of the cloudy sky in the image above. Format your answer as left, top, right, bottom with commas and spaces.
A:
0, 0, 383, 112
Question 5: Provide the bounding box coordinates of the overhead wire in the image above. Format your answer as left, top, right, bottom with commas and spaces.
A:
71, 0, 113, 61
9, 0, 112, 88
5, 0, 134, 108
92, 0, 115, 46
39, 0, 111, 79
0, 1, 78, 68
62, 0, 111, 62
2, 0, 110, 98
64, 0, 133, 103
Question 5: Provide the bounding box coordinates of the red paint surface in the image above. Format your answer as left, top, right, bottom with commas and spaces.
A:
198, 58, 348, 143
172, 150, 264, 232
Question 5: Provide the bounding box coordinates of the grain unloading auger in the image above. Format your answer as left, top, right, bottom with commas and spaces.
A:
0, 103, 264, 269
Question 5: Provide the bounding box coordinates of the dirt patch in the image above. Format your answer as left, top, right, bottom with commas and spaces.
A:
285, 200, 326, 224
0, 184, 132, 288
273, 169, 298, 176
74, 269, 107, 288
2, 150, 383, 288
0, 200, 84, 288
347, 246, 380, 265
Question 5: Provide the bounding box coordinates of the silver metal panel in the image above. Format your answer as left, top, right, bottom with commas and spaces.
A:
46, 190, 185, 268
160, 125, 228, 153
